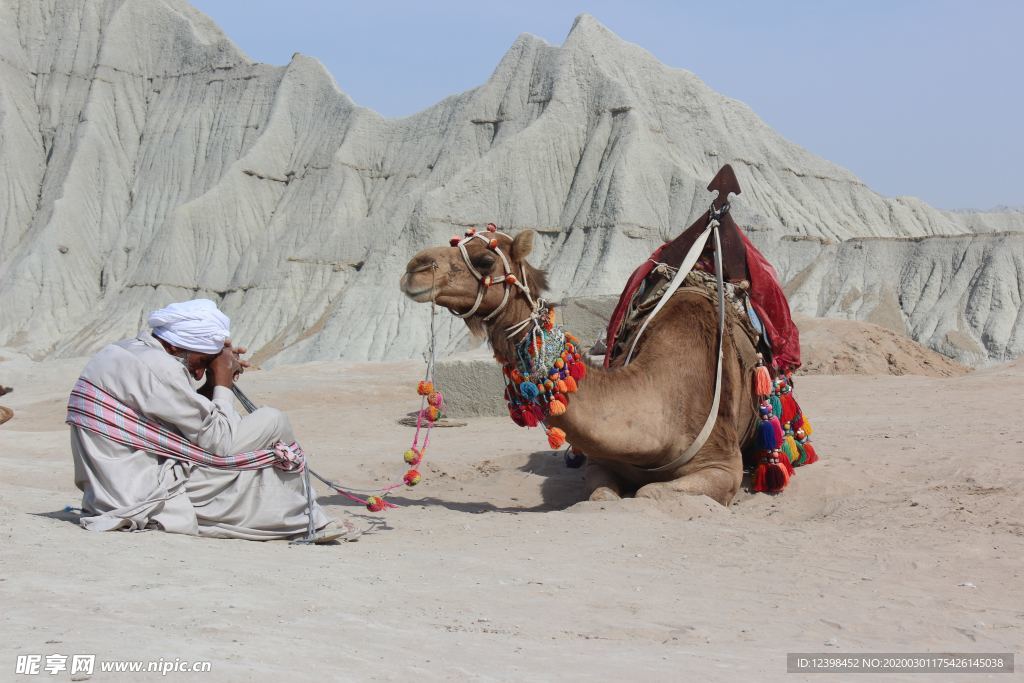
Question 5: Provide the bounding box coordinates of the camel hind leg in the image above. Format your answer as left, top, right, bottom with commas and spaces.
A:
635, 455, 743, 507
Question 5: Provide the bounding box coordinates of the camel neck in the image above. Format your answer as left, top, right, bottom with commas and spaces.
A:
483, 294, 540, 365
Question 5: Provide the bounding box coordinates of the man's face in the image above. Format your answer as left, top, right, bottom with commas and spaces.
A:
177, 349, 218, 381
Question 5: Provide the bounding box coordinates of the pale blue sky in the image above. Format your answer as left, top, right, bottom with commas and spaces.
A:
190, 0, 1022, 210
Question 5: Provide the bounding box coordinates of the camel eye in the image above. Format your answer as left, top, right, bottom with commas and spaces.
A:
471, 254, 496, 271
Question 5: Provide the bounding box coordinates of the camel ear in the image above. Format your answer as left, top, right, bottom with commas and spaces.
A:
511, 230, 535, 262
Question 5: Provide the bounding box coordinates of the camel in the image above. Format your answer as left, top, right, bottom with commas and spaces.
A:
400, 220, 765, 508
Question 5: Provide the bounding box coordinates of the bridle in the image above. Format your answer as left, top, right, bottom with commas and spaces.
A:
450, 224, 537, 322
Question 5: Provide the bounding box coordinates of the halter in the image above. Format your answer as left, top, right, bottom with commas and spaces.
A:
451, 224, 537, 322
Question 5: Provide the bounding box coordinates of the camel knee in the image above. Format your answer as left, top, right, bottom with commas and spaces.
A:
637, 466, 740, 506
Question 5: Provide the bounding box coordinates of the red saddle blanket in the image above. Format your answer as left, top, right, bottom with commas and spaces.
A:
604, 230, 801, 371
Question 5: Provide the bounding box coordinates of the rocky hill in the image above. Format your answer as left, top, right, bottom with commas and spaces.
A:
0, 0, 1020, 365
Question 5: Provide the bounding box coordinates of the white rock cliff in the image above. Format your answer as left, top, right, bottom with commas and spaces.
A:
0, 0, 1020, 365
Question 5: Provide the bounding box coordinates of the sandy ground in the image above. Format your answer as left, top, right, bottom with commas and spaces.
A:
0, 350, 1021, 682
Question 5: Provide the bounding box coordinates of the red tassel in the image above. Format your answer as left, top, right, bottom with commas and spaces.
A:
521, 408, 539, 428
801, 440, 819, 464
754, 366, 772, 397
508, 405, 526, 427
569, 362, 586, 381
752, 451, 791, 493
770, 416, 784, 445
780, 393, 798, 424
530, 405, 546, 422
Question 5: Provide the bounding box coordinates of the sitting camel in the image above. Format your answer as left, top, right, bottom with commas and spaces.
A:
400, 165, 820, 506
400, 234, 765, 507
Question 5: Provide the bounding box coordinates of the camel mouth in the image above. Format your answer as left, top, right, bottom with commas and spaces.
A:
400, 274, 435, 302
403, 286, 434, 302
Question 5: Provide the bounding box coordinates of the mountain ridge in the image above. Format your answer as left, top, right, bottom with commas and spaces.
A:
0, 0, 1020, 366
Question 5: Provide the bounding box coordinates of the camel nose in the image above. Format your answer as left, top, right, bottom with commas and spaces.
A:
405, 254, 436, 274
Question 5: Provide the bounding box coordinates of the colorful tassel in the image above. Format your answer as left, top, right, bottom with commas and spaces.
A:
752, 450, 790, 493
366, 496, 389, 512
508, 405, 527, 427
521, 408, 539, 428
796, 429, 818, 464
801, 415, 814, 437
794, 440, 808, 466
780, 393, 798, 424
403, 470, 421, 487
556, 380, 568, 393
564, 376, 578, 393
417, 381, 434, 396
782, 433, 799, 464
519, 382, 540, 400
547, 427, 566, 449
548, 399, 567, 416
769, 394, 782, 422
569, 363, 586, 381
403, 448, 423, 466
770, 415, 784, 445
754, 365, 773, 397
757, 419, 780, 451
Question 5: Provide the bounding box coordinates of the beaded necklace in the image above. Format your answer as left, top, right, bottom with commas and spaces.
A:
501, 307, 587, 449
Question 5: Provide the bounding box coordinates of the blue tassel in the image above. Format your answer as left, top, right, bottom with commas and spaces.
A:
769, 394, 782, 419
757, 419, 780, 451
519, 382, 540, 400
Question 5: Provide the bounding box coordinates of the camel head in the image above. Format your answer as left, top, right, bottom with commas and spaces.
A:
400, 225, 548, 330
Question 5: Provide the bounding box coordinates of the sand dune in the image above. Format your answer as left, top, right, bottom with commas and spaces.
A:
0, 352, 1019, 681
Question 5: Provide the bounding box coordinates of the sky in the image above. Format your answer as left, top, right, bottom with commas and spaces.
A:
190, 0, 1022, 210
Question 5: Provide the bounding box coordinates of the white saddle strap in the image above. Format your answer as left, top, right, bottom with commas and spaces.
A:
631, 221, 726, 472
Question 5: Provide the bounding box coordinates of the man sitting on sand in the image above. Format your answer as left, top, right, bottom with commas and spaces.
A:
67, 299, 345, 543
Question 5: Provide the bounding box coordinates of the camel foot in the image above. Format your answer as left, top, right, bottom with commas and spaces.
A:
589, 486, 622, 502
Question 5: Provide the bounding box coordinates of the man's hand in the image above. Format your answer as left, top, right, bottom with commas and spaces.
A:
230, 343, 251, 378
209, 345, 238, 388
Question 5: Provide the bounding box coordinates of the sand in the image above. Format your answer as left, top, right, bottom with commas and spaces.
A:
0, 350, 1021, 681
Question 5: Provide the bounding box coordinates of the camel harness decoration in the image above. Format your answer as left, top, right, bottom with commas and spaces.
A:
401, 165, 819, 505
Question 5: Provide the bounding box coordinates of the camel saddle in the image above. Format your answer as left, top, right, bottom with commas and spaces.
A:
658, 165, 750, 284
604, 163, 802, 370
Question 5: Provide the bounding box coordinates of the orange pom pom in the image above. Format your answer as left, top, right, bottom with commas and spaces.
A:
417, 381, 433, 396
403, 469, 422, 487
506, 274, 517, 285
554, 358, 565, 369
548, 399, 566, 416
547, 427, 566, 449
556, 380, 568, 393
465, 227, 477, 236
366, 496, 387, 512
488, 239, 498, 249
427, 406, 441, 421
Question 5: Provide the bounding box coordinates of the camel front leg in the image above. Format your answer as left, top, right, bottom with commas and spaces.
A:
584, 459, 623, 501
635, 458, 742, 507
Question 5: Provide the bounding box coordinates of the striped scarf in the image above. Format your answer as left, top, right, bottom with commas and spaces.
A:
66, 378, 304, 472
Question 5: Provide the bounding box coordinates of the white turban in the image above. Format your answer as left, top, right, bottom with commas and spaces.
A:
148, 299, 231, 354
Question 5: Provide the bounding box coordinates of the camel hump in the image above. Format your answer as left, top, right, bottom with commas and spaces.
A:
707, 164, 741, 207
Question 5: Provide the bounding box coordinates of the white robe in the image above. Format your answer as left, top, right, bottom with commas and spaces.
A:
70, 331, 331, 540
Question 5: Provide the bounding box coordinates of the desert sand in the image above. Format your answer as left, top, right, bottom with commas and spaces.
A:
0, 342, 1020, 681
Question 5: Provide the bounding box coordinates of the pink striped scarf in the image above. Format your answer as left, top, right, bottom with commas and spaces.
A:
66, 378, 304, 472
